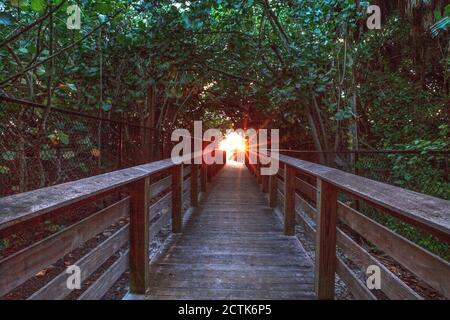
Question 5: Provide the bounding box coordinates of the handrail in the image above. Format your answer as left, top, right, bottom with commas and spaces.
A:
0, 159, 174, 230
278, 155, 450, 242
249, 152, 450, 300
0, 149, 226, 299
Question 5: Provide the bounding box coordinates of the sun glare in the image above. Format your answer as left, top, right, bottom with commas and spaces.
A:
219, 132, 246, 156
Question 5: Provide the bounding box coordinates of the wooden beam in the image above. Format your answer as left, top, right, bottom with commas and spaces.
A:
262, 167, 269, 193
315, 178, 338, 300
278, 155, 450, 242
172, 165, 183, 233
0, 198, 129, 297
269, 173, 277, 208
283, 165, 296, 236
129, 178, 150, 294
191, 164, 199, 207
201, 162, 207, 192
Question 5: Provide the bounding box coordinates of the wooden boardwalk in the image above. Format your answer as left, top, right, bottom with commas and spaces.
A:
145, 162, 315, 300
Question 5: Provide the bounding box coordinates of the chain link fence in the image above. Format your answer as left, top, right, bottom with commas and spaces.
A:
0, 98, 174, 197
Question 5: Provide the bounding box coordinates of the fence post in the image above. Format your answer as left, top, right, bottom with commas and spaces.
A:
256, 159, 262, 185
261, 163, 269, 193
191, 164, 198, 207
283, 165, 295, 235
315, 178, 338, 300
172, 164, 183, 233
269, 164, 277, 207
129, 177, 150, 294
201, 141, 208, 192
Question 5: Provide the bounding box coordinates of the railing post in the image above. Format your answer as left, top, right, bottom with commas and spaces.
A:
269, 172, 277, 207
201, 162, 207, 192
129, 177, 150, 294
191, 164, 198, 207
315, 178, 338, 300
257, 161, 262, 185
283, 165, 295, 235
172, 164, 183, 233
261, 163, 269, 193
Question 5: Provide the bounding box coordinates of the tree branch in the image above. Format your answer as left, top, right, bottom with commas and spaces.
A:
0, 0, 67, 49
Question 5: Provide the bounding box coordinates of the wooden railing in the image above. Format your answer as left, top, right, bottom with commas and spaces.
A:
248, 153, 450, 300
0, 151, 226, 299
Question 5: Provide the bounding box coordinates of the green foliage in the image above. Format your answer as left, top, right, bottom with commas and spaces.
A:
0, 238, 10, 251
0, 12, 15, 26
0, 0, 449, 262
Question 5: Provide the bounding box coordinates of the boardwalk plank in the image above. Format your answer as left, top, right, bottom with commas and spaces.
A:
144, 162, 315, 300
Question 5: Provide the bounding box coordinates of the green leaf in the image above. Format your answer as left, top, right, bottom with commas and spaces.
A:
63, 151, 75, 159
18, 47, 28, 54
36, 65, 46, 76
101, 102, 112, 112
0, 12, 15, 26
31, 0, 46, 12
57, 132, 70, 145
40, 149, 57, 160
2, 151, 16, 161
0, 166, 9, 174
95, 2, 112, 15
66, 83, 77, 91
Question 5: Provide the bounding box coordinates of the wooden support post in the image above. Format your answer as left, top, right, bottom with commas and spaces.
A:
172, 165, 183, 233
201, 141, 207, 192
257, 163, 262, 185
315, 178, 338, 300
207, 165, 212, 182
191, 164, 198, 207
269, 172, 277, 207
283, 165, 295, 236
262, 167, 269, 193
201, 162, 207, 192
129, 177, 150, 294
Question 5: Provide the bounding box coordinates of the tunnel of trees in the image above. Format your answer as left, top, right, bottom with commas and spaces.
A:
0, 0, 449, 198
0, 0, 449, 301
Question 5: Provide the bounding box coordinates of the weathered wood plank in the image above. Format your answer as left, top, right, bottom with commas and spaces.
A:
183, 165, 191, 178
269, 174, 277, 208
284, 165, 296, 236
295, 177, 317, 202
277, 177, 284, 194
129, 178, 150, 294
315, 178, 338, 300
78, 250, 129, 300
295, 193, 316, 221
336, 228, 422, 300
144, 163, 315, 300
149, 193, 172, 220
336, 257, 376, 300
150, 176, 171, 198
172, 165, 183, 233
0, 159, 173, 230
150, 209, 172, 239
183, 177, 191, 194
278, 155, 450, 242
29, 224, 129, 300
0, 197, 129, 297
191, 164, 199, 207
338, 202, 450, 298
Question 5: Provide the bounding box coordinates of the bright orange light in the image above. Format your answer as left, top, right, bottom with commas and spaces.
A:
219, 132, 246, 155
